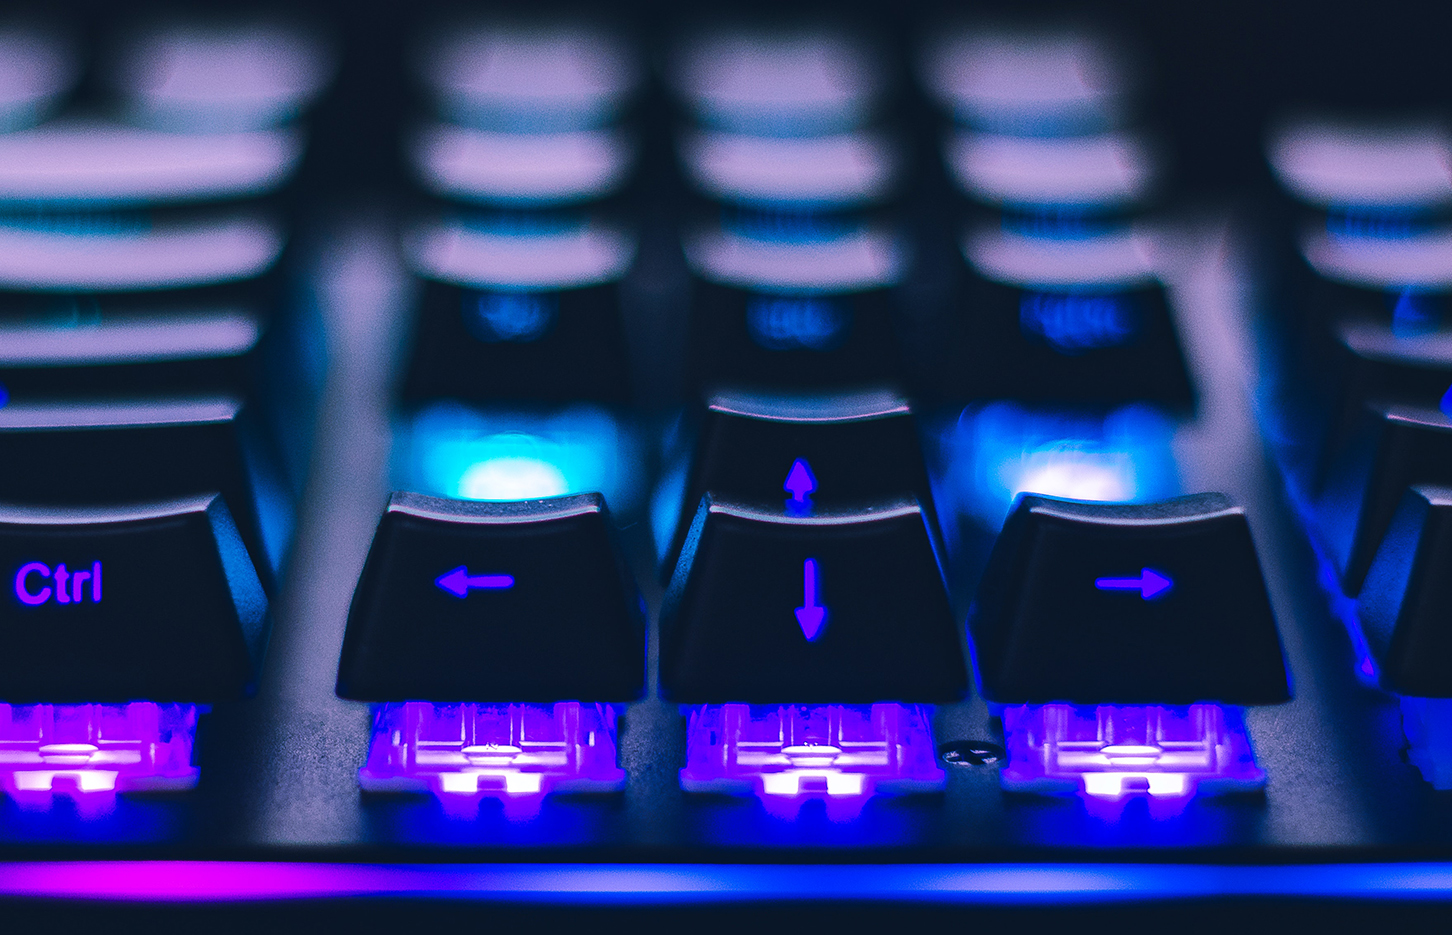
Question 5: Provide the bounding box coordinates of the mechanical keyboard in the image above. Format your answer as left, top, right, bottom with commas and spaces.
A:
5, 2, 1452, 928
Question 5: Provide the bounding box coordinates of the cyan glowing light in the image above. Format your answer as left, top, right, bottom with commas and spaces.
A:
794, 558, 826, 641
944, 401, 1178, 529
784, 457, 816, 515
1000, 703, 1265, 810
465, 292, 557, 342
1094, 567, 1172, 600
434, 566, 514, 597
0, 703, 200, 809
1019, 291, 1136, 353
359, 701, 625, 819
747, 295, 848, 350
399, 401, 640, 511
13, 560, 102, 606
680, 703, 943, 819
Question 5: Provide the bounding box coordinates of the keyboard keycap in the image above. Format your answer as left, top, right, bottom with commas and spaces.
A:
0, 493, 268, 703
0, 397, 278, 585
953, 229, 1194, 407
1320, 402, 1452, 593
683, 225, 904, 392
399, 219, 635, 404
1360, 485, 1452, 695
660, 496, 966, 704
969, 493, 1289, 705
336, 492, 645, 703
662, 387, 935, 572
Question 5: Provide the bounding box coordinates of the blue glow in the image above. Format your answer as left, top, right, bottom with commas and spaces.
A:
1401, 697, 1452, 789
397, 402, 642, 512
1441, 383, 1451, 420
465, 292, 557, 343
1094, 567, 1172, 600
13, 561, 101, 606
1391, 288, 1440, 337
1020, 292, 1136, 354
784, 458, 816, 514
1326, 208, 1420, 241
794, 558, 826, 641
13, 860, 1452, 903
0, 384, 8, 407
747, 295, 848, 351
941, 402, 1179, 530
434, 566, 515, 598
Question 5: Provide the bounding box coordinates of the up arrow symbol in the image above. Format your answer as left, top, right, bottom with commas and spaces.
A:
784, 458, 816, 514
794, 558, 827, 641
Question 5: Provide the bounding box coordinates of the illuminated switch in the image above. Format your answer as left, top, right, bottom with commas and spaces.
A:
658, 387, 936, 574
0, 494, 268, 703
970, 493, 1288, 705
399, 218, 635, 404
0, 396, 280, 587
337, 492, 644, 703
661, 494, 960, 809
683, 224, 904, 392
336, 492, 643, 808
660, 495, 965, 704
951, 228, 1194, 409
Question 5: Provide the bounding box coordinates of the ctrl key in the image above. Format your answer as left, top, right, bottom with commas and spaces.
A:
0, 494, 270, 802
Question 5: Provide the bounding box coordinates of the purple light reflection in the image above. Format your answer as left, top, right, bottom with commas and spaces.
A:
361, 701, 625, 819
680, 703, 943, 818
0, 702, 199, 809
1000, 703, 1265, 809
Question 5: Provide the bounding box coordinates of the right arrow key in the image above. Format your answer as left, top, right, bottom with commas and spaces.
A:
970, 492, 1290, 706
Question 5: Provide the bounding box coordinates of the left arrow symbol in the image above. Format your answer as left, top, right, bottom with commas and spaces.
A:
435, 566, 515, 598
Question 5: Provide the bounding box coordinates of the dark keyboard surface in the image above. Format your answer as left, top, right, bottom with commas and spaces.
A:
6, 1, 1452, 923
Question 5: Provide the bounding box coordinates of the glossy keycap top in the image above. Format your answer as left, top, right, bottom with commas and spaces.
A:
661, 495, 966, 704
337, 492, 644, 703
0, 494, 268, 703
969, 493, 1289, 705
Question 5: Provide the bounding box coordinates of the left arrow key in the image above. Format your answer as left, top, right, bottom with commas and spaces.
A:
338, 492, 645, 703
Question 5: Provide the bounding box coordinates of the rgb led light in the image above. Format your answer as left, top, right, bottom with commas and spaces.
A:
0, 702, 199, 808
1000, 703, 1264, 806
681, 703, 943, 818
360, 701, 625, 818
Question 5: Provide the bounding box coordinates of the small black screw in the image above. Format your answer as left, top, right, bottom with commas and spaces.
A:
938, 740, 1005, 767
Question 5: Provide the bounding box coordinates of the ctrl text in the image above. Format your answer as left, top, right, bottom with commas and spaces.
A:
14, 561, 102, 606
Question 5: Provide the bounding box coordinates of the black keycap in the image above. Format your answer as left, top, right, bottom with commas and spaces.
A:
337, 492, 645, 703
954, 275, 1195, 408
688, 278, 902, 392
1360, 485, 1452, 696
1320, 402, 1452, 594
400, 272, 633, 405
0, 493, 268, 703
969, 493, 1288, 705
660, 495, 966, 704
662, 386, 935, 574
0, 396, 277, 586
0, 308, 260, 401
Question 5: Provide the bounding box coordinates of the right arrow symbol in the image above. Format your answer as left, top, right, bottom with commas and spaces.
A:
1094, 567, 1173, 600
795, 558, 827, 641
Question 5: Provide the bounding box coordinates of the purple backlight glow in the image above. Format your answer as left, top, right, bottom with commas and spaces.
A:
1000, 703, 1264, 808
681, 703, 943, 818
0, 702, 199, 809
360, 701, 625, 818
